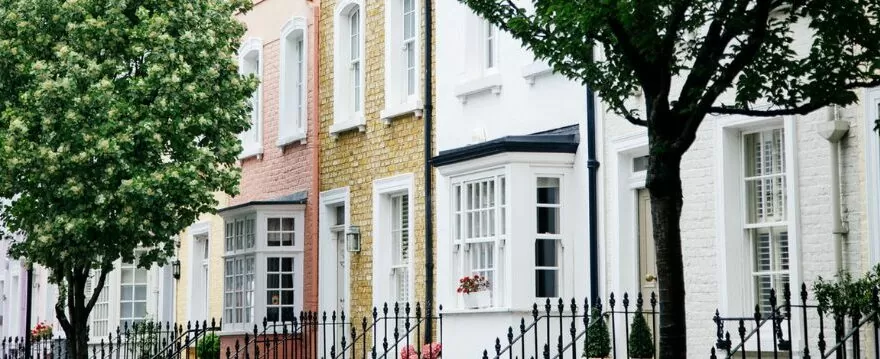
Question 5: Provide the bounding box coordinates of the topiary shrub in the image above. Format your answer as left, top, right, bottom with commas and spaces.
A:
628, 310, 654, 358
583, 308, 610, 358
196, 334, 220, 359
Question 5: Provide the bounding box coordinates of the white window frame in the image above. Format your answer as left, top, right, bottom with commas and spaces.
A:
535, 176, 563, 299
238, 38, 264, 159
332, 0, 366, 135
715, 116, 802, 351
87, 270, 110, 338
221, 206, 305, 332
453, 12, 502, 103
372, 174, 415, 305
483, 20, 497, 71
187, 221, 211, 322
119, 260, 149, 328
278, 17, 309, 146
381, 0, 423, 122
438, 153, 575, 313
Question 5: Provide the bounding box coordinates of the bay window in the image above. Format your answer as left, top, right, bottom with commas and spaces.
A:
222, 207, 304, 330
535, 177, 561, 298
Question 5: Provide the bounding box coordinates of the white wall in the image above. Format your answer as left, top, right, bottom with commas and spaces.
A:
435, 0, 592, 357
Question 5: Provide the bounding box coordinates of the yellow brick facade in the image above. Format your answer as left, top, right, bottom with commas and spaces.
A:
318, 0, 436, 322
175, 192, 229, 325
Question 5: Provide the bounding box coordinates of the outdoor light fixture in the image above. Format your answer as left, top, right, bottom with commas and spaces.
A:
172, 259, 181, 280
346, 226, 361, 253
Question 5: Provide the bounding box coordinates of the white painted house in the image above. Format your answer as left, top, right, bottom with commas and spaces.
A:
595, 27, 880, 359
0, 240, 176, 342
434, 0, 592, 357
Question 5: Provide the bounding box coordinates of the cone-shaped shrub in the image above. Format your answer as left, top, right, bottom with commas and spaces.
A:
583, 308, 611, 358
628, 310, 654, 358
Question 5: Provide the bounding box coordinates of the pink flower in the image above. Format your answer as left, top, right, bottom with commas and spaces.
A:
400, 345, 417, 359
422, 343, 442, 359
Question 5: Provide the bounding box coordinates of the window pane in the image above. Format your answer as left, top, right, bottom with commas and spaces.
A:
537, 207, 560, 234
268, 233, 281, 246
282, 218, 295, 231
282, 257, 293, 272
268, 218, 280, 231
282, 232, 294, 246
535, 239, 558, 267
537, 178, 560, 204
268, 257, 279, 272
535, 270, 558, 298
266, 307, 279, 322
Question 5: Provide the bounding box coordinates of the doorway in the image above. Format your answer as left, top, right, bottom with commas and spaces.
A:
637, 188, 659, 347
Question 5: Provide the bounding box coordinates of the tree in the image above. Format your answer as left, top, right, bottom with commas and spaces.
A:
0, 0, 256, 357
457, 0, 880, 357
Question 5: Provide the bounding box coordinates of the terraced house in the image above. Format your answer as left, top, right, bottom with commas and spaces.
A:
215, 0, 320, 352
317, 0, 435, 352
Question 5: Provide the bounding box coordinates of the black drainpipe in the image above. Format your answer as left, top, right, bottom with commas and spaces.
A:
586, 86, 600, 304
423, 0, 435, 343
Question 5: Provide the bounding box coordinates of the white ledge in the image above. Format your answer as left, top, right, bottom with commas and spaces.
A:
454, 73, 502, 104
330, 117, 366, 139
380, 99, 424, 124
238, 145, 263, 160
521, 61, 553, 85
277, 132, 307, 147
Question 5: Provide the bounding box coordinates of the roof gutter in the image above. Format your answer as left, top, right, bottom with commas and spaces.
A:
423, 0, 435, 343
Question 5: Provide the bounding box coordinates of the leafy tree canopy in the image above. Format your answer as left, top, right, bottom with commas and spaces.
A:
0, 0, 255, 353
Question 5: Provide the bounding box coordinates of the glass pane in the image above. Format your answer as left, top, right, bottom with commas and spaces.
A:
267, 274, 279, 289
268, 257, 279, 272
535, 270, 558, 298
282, 274, 294, 288
268, 233, 280, 246
134, 285, 146, 300
134, 302, 147, 318
282, 307, 295, 322
268, 218, 280, 231
282, 232, 294, 246
335, 206, 345, 225
282, 257, 293, 272
282, 218, 295, 231
121, 286, 132, 300
121, 303, 132, 318
537, 178, 560, 204
135, 269, 147, 283
282, 290, 294, 305
535, 239, 558, 267
121, 269, 133, 283
266, 307, 279, 322
632, 156, 649, 172
537, 207, 560, 234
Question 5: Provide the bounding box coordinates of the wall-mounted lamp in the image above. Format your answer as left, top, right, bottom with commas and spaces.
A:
172, 259, 181, 280
346, 226, 361, 253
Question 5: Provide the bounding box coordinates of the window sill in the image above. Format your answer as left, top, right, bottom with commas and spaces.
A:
380, 99, 423, 124
442, 307, 521, 315
454, 73, 502, 104
521, 61, 553, 85
330, 116, 366, 139
238, 145, 263, 160
277, 133, 307, 147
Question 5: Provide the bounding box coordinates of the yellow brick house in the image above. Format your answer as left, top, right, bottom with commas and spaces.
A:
317, 0, 435, 353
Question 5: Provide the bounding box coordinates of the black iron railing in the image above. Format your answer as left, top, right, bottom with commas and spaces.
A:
1, 319, 220, 359
224, 302, 442, 359
713, 284, 880, 359
481, 292, 659, 359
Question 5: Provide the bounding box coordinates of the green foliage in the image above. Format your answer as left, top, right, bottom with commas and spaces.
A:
814, 264, 880, 316
583, 308, 610, 358
0, 0, 255, 349
196, 333, 221, 359
627, 310, 654, 358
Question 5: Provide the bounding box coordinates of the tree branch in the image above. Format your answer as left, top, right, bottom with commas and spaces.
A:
85, 263, 111, 314
625, 114, 649, 127
708, 102, 826, 116
660, 0, 693, 67
606, 16, 657, 94
676, 0, 739, 106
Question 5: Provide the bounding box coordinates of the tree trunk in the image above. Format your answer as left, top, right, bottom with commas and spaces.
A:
56, 269, 93, 359
646, 147, 687, 359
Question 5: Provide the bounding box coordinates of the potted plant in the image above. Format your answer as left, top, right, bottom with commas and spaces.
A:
583, 308, 611, 358
457, 274, 491, 308
30, 321, 53, 341
628, 309, 655, 359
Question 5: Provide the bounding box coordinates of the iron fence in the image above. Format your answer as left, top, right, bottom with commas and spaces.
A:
1, 319, 220, 359
481, 292, 659, 359
224, 302, 442, 359
713, 284, 880, 359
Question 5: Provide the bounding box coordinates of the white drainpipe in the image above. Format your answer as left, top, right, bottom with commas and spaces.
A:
817, 106, 850, 272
